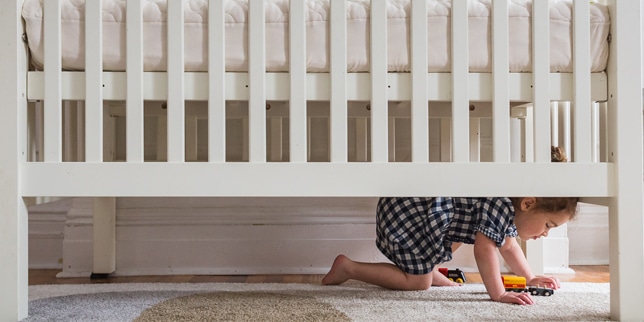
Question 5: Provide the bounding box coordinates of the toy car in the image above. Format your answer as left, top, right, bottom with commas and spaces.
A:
438, 267, 466, 283
502, 275, 554, 296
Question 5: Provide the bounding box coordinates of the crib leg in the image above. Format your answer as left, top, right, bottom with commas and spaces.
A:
91, 197, 116, 278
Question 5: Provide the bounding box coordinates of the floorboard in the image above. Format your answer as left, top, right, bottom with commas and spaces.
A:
28, 265, 609, 285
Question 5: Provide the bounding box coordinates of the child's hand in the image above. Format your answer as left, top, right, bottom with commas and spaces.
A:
496, 291, 535, 305
528, 276, 561, 289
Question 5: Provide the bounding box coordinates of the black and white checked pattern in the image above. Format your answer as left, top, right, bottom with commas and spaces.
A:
375, 197, 518, 275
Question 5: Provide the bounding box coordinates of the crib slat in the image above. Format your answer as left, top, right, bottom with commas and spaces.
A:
370, 0, 388, 163
492, 0, 510, 162
208, 0, 226, 163
289, 0, 307, 163
411, 0, 429, 163
84, 0, 103, 162
249, 0, 267, 162
126, 0, 144, 163
573, 0, 592, 162
451, 0, 469, 162
532, 0, 551, 162
167, 0, 185, 162
43, 0, 62, 162
330, 0, 348, 162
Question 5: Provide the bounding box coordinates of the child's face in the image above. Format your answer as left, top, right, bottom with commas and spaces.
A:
514, 199, 571, 240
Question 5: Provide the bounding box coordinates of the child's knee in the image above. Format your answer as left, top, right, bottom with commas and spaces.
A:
407, 273, 432, 290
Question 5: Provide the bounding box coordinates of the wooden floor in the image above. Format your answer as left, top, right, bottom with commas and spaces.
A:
29, 265, 609, 285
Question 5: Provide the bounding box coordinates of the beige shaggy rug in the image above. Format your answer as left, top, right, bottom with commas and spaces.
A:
24, 282, 610, 321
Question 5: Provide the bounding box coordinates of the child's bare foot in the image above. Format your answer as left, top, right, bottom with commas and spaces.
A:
322, 255, 352, 285
431, 268, 461, 286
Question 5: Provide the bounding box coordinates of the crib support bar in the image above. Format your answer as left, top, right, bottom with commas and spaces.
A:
492, 0, 510, 162
289, 0, 307, 163
167, 0, 186, 162
208, 0, 226, 163
330, 0, 348, 162
126, 0, 145, 163
572, 0, 592, 162
85, 0, 103, 162
43, 0, 62, 162
451, 0, 469, 162
370, 0, 388, 163
411, 0, 429, 163
22, 163, 613, 198
532, 0, 551, 162
249, 0, 267, 163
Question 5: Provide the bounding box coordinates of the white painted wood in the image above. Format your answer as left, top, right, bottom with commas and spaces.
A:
93, 198, 116, 274
126, 0, 145, 162
492, 0, 510, 162
572, 0, 592, 163
208, 0, 226, 163
370, 0, 387, 163
0, 0, 29, 318
248, 0, 267, 163
289, 0, 307, 163
167, 0, 185, 162
85, 0, 104, 162
27, 72, 609, 103
525, 239, 545, 276
605, 1, 644, 320
330, 0, 347, 162
43, 0, 62, 162
532, 0, 551, 162
411, 0, 429, 163
21, 162, 612, 197
591, 102, 600, 162
451, 0, 469, 162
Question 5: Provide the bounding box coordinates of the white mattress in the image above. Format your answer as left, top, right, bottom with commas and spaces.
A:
22, 0, 610, 73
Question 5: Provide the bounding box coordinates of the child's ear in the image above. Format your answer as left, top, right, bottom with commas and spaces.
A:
521, 197, 536, 211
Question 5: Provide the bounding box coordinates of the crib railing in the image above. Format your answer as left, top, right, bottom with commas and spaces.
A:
23, 0, 610, 198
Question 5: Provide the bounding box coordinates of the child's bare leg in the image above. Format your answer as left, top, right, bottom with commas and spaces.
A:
322, 254, 432, 290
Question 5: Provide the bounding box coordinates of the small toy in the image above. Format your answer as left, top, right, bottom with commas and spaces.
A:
438, 267, 466, 283
501, 275, 554, 296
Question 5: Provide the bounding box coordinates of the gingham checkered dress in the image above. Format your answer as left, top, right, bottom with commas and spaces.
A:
376, 197, 518, 275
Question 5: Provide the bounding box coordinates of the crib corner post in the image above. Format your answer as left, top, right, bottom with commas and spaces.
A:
605, 0, 644, 320
0, 0, 30, 320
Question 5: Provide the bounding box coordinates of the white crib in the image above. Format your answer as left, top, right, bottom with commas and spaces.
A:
1, 0, 643, 320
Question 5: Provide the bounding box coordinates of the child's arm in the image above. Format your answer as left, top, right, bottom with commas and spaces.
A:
473, 232, 534, 305
498, 237, 561, 289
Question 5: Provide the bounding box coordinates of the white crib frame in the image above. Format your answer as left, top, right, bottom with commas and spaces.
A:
1, 0, 643, 320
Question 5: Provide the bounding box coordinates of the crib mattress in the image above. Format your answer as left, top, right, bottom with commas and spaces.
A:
22, 0, 610, 73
